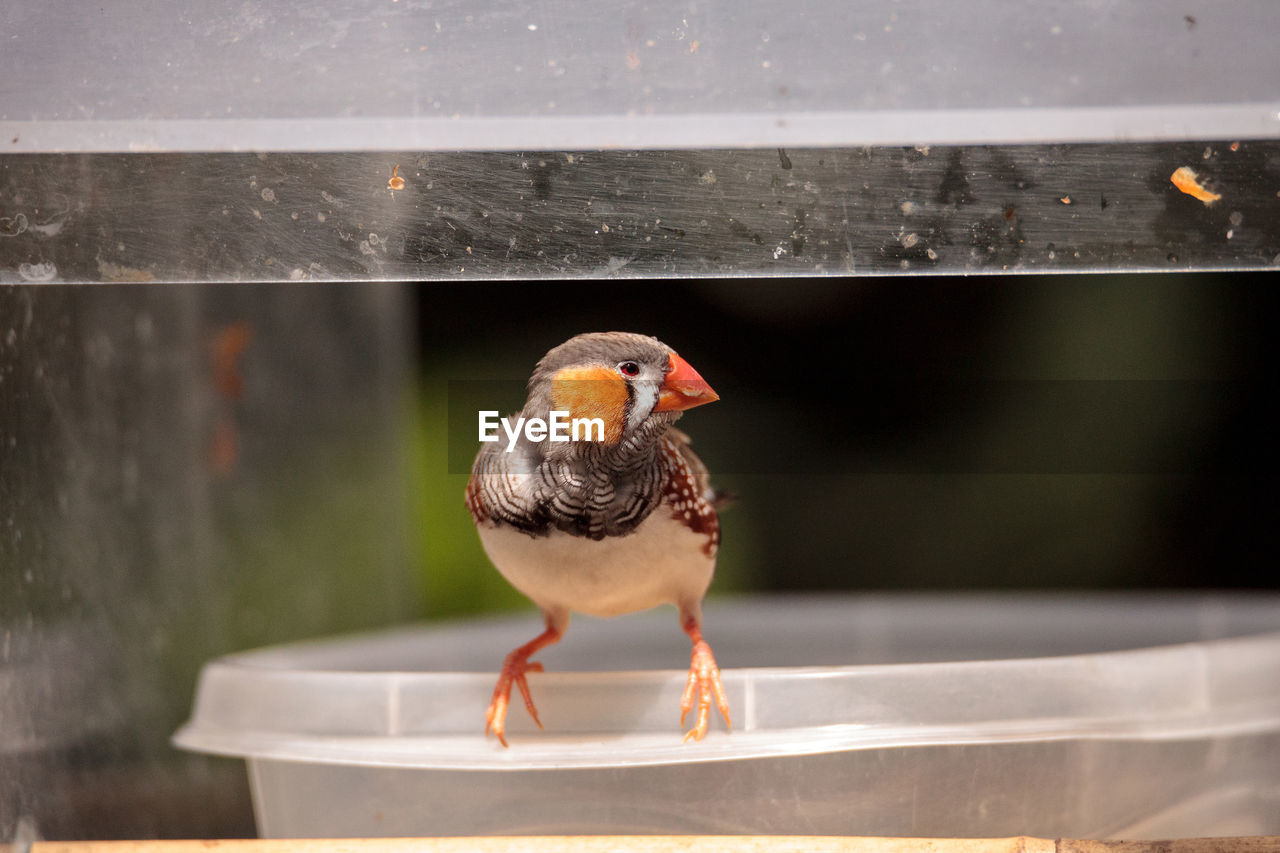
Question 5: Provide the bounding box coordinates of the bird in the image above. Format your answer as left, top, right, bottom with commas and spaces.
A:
466, 331, 730, 746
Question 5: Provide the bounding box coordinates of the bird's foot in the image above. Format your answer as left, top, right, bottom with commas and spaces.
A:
484, 624, 562, 747
485, 651, 546, 748
680, 638, 731, 742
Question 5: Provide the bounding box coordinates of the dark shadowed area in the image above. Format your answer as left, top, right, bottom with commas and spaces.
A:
414, 273, 1279, 604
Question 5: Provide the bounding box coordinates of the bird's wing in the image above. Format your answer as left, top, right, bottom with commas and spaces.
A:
664, 426, 731, 508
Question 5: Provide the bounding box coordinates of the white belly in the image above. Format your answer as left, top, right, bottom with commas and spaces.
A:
477, 509, 715, 620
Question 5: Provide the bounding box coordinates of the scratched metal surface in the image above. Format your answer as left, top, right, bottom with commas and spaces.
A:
1, 143, 1279, 282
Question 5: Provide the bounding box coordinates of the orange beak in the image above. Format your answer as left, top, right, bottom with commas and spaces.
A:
654, 352, 719, 412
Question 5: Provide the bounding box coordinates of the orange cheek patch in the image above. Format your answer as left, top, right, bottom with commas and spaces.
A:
549, 366, 628, 444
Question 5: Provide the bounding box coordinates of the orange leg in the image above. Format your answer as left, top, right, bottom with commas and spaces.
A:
679, 618, 731, 742
485, 623, 562, 747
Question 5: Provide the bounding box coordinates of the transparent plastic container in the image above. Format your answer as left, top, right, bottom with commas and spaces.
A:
173, 594, 1280, 838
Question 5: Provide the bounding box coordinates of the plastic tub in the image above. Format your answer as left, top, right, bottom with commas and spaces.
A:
173, 594, 1280, 838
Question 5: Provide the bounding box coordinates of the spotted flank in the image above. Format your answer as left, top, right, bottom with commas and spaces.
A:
660, 430, 720, 557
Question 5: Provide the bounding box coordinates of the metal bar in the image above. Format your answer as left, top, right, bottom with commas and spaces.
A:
16, 837, 1280, 853
2, 144, 1278, 282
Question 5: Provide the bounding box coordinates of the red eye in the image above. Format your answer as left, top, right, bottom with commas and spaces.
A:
618, 361, 640, 377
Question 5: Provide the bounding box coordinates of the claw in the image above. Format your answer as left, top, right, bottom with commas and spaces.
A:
485, 626, 561, 747
486, 654, 543, 747
483, 692, 509, 746
680, 638, 731, 741
518, 662, 545, 726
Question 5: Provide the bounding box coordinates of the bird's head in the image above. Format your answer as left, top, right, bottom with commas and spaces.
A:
523, 332, 718, 451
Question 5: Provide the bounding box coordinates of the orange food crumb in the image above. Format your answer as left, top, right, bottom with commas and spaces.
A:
1059, 196, 1072, 205
1171, 166, 1221, 205
388, 164, 405, 191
